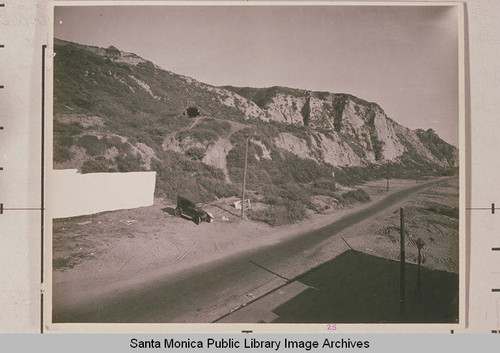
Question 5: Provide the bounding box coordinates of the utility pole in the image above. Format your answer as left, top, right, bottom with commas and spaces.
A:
416, 170, 419, 184
386, 164, 390, 191
241, 135, 249, 218
400, 207, 406, 316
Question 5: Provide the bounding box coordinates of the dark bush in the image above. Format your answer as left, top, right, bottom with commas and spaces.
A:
185, 147, 206, 160
250, 200, 307, 226
53, 145, 72, 163
116, 153, 145, 172
53, 133, 74, 163
301, 97, 311, 126
197, 177, 239, 198
199, 119, 232, 135
229, 127, 256, 145
177, 129, 218, 144
341, 189, 371, 203
312, 179, 337, 192
81, 157, 111, 173
76, 135, 108, 156
105, 45, 120, 57
279, 183, 310, 204
332, 95, 348, 132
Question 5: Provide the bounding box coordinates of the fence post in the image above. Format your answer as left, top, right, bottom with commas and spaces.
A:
400, 207, 405, 316
415, 238, 425, 298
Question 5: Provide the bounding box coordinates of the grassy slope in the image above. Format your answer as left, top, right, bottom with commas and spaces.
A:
53, 39, 458, 226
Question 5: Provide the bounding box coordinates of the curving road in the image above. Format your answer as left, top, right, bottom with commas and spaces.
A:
53, 177, 454, 323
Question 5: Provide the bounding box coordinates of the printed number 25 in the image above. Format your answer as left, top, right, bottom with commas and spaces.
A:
327, 324, 337, 331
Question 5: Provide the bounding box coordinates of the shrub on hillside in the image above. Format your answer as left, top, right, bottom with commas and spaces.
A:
53, 134, 74, 163
341, 189, 371, 203
257, 154, 334, 185
279, 183, 311, 204
312, 179, 337, 192
152, 151, 230, 202
287, 157, 333, 183
226, 144, 258, 168
105, 45, 120, 57
229, 127, 257, 145
197, 177, 239, 198
176, 119, 232, 145
332, 95, 349, 132
177, 128, 218, 144
76, 135, 108, 156
115, 153, 145, 172
250, 199, 307, 226
53, 120, 83, 163
81, 157, 112, 173
306, 179, 338, 198
185, 147, 206, 160
54, 144, 73, 163
301, 97, 311, 126
197, 119, 232, 135
372, 138, 385, 161
333, 165, 386, 185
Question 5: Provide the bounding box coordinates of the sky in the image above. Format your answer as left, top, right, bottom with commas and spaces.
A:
54, 4, 460, 146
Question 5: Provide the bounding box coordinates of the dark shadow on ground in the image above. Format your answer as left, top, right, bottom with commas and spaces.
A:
272, 250, 458, 323
161, 207, 176, 216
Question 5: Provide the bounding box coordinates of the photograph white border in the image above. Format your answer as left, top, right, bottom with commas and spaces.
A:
44, 0, 467, 333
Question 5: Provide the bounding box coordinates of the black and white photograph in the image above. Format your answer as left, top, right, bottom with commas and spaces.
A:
48, 2, 464, 329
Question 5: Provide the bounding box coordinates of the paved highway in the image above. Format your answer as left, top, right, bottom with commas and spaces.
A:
53, 177, 453, 323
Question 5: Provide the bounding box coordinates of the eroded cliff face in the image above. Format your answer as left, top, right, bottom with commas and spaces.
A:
232, 90, 454, 169
54, 38, 458, 188
264, 94, 308, 125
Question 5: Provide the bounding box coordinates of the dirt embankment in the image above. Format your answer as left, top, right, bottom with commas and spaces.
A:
52, 177, 458, 307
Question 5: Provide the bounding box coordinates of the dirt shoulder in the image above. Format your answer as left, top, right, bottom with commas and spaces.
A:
285, 177, 459, 284
52, 177, 457, 309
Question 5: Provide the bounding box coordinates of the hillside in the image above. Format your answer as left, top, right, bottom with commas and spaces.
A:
53, 39, 458, 224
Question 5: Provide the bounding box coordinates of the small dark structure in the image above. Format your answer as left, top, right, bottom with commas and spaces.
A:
175, 196, 213, 225
185, 106, 200, 118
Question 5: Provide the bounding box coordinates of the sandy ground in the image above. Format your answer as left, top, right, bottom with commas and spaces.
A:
52, 177, 458, 309
283, 177, 459, 283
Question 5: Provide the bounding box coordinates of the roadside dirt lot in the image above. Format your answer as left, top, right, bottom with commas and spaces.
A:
52, 177, 459, 308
